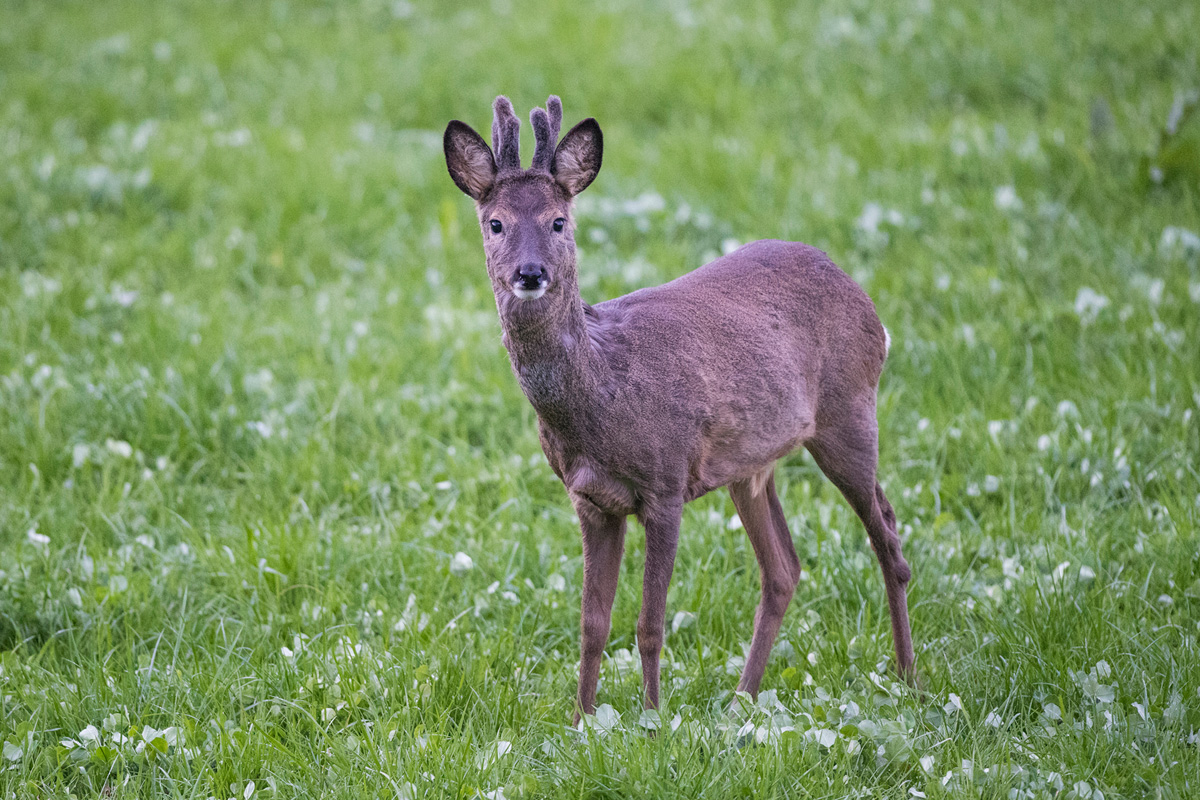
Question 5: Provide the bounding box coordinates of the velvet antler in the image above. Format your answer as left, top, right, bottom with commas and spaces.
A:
492, 96, 521, 172
530, 95, 563, 172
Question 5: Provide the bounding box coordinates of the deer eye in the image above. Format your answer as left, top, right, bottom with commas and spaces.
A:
489, 219, 503, 234
552, 218, 566, 233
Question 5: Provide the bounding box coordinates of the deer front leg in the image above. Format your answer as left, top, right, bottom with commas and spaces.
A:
574, 502, 626, 724
637, 499, 682, 710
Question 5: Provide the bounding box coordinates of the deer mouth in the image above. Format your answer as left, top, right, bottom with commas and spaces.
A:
511, 279, 549, 301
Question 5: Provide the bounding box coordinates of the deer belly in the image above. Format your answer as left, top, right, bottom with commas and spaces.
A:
687, 411, 814, 499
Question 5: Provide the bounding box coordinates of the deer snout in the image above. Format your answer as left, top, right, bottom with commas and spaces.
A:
511, 263, 549, 299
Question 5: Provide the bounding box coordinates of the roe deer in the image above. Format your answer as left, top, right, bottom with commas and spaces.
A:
443, 96, 914, 722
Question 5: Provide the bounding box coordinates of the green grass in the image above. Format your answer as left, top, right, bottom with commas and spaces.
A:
1, 0, 1199, 797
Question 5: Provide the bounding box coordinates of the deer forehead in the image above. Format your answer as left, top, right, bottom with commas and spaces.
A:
481, 174, 570, 221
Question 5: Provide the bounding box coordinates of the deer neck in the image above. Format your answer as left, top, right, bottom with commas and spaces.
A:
496, 269, 599, 433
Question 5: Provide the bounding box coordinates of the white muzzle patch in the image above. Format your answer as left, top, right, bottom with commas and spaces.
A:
512, 284, 548, 301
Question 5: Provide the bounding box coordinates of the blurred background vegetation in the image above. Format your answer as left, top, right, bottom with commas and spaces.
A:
1, 1, 1198, 797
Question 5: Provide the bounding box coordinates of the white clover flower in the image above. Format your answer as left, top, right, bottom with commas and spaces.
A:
1074, 288, 1109, 323
1160, 226, 1200, 259
31, 364, 53, 389
450, 552, 474, 575
1145, 278, 1165, 305
249, 420, 274, 438
242, 368, 275, 395
622, 191, 666, 216
111, 287, 139, 307
994, 185, 1022, 211
856, 202, 904, 240
105, 438, 134, 458
20, 271, 62, 299
215, 128, 252, 147
72, 443, 91, 468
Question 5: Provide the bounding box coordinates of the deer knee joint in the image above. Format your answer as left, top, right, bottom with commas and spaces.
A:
763, 575, 798, 616
581, 613, 611, 656
636, 623, 663, 659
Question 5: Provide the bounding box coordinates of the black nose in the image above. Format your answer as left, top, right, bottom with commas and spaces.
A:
515, 263, 545, 290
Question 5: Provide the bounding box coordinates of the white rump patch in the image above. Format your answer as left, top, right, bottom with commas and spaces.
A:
883, 325, 892, 354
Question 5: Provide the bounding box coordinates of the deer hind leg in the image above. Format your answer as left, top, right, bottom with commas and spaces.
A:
806, 410, 915, 678
729, 469, 801, 698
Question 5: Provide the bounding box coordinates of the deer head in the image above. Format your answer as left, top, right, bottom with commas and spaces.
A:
444, 96, 602, 324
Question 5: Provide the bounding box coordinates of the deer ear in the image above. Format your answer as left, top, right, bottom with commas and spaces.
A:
444, 120, 497, 200
552, 118, 603, 196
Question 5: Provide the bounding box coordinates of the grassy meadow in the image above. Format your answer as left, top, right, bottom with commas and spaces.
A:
2, 0, 1199, 797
